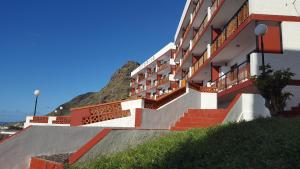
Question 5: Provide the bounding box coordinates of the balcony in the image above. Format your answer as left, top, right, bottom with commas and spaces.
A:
210, 0, 224, 17
210, 61, 250, 92
157, 77, 169, 86
157, 63, 170, 73
175, 0, 203, 61
138, 76, 146, 83
192, 14, 208, 47
190, 50, 208, 78
211, 1, 249, 56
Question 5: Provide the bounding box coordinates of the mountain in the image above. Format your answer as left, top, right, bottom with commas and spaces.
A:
48, 61, 140, 116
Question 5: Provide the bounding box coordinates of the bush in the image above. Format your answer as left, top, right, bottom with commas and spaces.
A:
254, 64, 295, 116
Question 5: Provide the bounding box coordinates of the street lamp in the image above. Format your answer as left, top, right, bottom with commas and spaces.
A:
255, 24, 268, 75
54, 110, 58, 115
33, 89, 40, 116
59, 106, 63, 115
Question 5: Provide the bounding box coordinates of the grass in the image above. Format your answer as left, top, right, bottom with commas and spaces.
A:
70, 117, 300, 169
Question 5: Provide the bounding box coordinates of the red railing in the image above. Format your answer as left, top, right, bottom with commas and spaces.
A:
138, 76, 145, 83
144, 86, 187, 109
158, 63, 170, 72
30, 116, 48, 123
189, 82, 218, 93
158, 77, 169, 86
70, 101, 131, 126
211, 61, 250, 91
53, 116, 71, 124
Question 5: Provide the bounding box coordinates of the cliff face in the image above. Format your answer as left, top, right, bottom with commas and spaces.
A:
48, 61, 140, 116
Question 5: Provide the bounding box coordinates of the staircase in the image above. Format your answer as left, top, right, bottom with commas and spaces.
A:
281, 104, 300, 117
171, 109, 227, 131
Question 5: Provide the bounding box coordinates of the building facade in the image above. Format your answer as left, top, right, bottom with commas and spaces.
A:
171, 0, 300, 108
130, 43, 180, 100
24, 0, 300, 129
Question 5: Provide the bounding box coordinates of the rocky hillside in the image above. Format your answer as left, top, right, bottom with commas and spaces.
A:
48, 61, 140, 116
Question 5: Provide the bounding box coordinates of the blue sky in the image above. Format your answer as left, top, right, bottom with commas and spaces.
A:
0, 0, 185, 122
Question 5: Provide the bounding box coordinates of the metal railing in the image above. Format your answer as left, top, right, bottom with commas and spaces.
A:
190, 50, 208, 77
210, 61, 250, 91
211, 1, 249, 55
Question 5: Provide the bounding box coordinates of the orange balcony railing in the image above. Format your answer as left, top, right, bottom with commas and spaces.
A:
144, 86, 187, 109
158, 77, 169, 86
158, 63, 170, 72
211, 1, 249, 55
210, 61, 250, 91
190, 50, 208, 77
138, 76, 145, 83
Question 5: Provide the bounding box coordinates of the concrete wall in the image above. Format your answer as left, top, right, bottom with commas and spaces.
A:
76, 130, 170, 164
0, 126, 103, 169
83, 99, 144, 127
24, 116, 70, 128
250, 22, 300, 110
140, 87, 217, 129
284, 86, 300, 110
249, 0, 300, 16
83, 109, 137, 127
121, 99, 144, 111
251, 22, 300, 78
223, 94, 270, 123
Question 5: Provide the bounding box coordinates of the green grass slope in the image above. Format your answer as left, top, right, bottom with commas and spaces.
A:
70, 117, 300, 169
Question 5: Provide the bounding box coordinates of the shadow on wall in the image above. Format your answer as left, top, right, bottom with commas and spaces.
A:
141, 118, 300, 169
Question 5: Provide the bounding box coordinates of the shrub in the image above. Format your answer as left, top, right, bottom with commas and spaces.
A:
254, 64, 295, 116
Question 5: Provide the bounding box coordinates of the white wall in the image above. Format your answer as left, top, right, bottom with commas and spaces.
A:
223, 94, 270, 123
284, 86, 300, 110
249, 0, 300, 16
83, 99, 143, 128
200, 92, 218, 109
84, 109, 137, 128
141, 86, 218, 129
121, 99, 144, 110
23, 116, 70, 128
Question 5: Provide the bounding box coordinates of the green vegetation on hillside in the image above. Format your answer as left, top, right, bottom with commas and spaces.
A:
71, 117, 300, 169
49, 61, 140, 116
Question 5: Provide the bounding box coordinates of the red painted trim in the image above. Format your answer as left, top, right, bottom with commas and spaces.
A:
29, 157, 64, 169
225, 93, 242, 113
289, 80, 300, 86
251, 14, 300, 22
135, 108, 142, 128
68, 128, 112, 164
218, 80, 254, 98
0, 126, 32, 144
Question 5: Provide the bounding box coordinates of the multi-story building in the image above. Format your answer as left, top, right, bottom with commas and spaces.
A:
24, 0, 300, 129
130, 43, 180, 100
173, 0, 300, 108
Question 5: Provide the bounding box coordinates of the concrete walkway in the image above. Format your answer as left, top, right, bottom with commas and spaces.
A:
0, 126, 103, 169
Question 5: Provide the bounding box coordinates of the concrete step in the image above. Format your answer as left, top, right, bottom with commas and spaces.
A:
174, 122, 220, 128
178, 117, 224, 124
184, 112, 227, 118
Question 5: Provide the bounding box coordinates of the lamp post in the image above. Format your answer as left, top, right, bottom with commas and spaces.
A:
33, 89, 40, 116
255, 24, 268, 75
59, 106, 64, 115
54, 110, 58, 115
